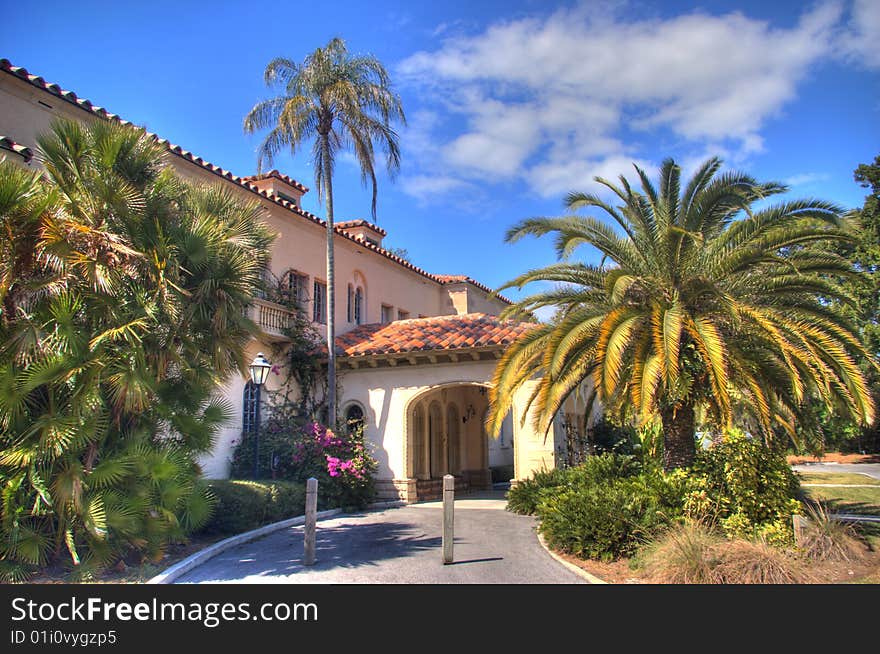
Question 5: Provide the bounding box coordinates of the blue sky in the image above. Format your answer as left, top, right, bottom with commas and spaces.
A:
4, 1, 879, 305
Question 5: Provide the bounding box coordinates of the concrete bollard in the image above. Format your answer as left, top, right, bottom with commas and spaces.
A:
304, 477, 318, 566
442, 474, 454, 565
792, 513, 808, 548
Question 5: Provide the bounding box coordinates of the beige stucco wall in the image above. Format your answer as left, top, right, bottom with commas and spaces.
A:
338, 360, 562, 484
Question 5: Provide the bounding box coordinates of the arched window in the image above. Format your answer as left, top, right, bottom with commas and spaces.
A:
343, 403, 365, 434
243, 381, 260, 433
354, 287, 364, 325
347, 284, 354, 323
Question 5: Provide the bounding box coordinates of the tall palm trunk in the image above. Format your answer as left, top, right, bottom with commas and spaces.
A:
660, 403, 696, 471
321, 132, 336, 425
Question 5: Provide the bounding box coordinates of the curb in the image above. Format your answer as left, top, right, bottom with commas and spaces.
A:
147, 508, 343, 584
147, 499, 408, 584
536, 532, 608, 585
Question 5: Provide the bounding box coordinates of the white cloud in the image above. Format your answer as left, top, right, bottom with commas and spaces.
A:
840, 0, 880, 67
784, 172, 832, 186
529, 155, 655, 200
397, 1, 847, 201
400, 174, 470, 199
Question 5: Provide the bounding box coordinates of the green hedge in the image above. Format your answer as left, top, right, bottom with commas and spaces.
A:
506, 468, 572, 515
198, 480, 308, 536
510, 454, 686, 561
538, 468, 687, 561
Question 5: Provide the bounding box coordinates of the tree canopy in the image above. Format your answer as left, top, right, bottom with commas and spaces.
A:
488, 157, 876, 470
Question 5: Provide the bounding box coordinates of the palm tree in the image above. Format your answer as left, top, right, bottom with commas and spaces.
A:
0, 119, 273, 579
243, 37, 405, 424
487, 157, 876, 471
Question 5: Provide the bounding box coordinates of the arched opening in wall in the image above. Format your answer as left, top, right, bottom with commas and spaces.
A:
412, 405, 427, 480
343, 402, 365, 434
405, 383, 508, 501
447, 404, 460, 475
428, 401, 444, 479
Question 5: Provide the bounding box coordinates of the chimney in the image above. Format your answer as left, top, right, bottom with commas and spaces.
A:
243, 170, 308, 208
336, 219, 387, 248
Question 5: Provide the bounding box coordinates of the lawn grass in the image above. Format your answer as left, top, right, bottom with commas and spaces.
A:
800, 485, 880, 517
797, 472, 880, 486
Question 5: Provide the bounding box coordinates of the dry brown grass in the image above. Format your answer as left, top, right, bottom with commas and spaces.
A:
639, 522, 811, 584
710, 539, 811, 584
798, 503, 871, 564
640, 522, 722, 584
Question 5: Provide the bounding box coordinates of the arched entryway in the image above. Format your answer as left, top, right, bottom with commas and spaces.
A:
405, 383, 503, 501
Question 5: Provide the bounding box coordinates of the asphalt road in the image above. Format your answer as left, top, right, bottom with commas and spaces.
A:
175, 494, 586, 584
793, 463, 880, 480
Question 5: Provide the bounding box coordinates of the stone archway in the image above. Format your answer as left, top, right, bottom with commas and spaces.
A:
405, 383, 496, 501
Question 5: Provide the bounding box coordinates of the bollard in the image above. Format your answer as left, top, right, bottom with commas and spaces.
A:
792, 513, 808, 548
304, 477, 318, 566
442, 474, 454, 564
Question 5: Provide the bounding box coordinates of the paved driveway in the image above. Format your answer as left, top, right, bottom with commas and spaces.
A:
175, 493, 586, 584
793, 463, 880, 480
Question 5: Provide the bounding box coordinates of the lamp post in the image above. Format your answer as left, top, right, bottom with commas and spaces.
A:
249, 352, 271, 480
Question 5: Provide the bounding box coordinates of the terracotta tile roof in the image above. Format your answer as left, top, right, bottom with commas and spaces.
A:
334, 313, 534, 358
242, 169, 308, 193
336, 219, 387, 237
0, 135, 33, 162
0, 58, 510, 304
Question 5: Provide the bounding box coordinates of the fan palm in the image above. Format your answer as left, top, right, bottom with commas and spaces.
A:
0, 119, 273, 578
488, 157, 876, 471
243, 37, 405, 423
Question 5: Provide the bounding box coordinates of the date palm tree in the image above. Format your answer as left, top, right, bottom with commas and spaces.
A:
243, 37, 405, 423
487, 157, 876, 470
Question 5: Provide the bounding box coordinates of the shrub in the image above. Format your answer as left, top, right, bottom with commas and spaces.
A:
535, 455, 687, 560
233, 420, 378, 511
798, 502, 870, 563
199, 480, 306, 536
638, 522, 723, 583
506, 468, 572, 516
684, 431, 801, 543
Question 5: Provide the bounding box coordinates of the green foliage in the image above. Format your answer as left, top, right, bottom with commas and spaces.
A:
802, 154, 880, 454
232, 415, 377, 511
199, 480, 306, 536
0, 120, 272, 580
512, 454, 685, 560
684, 431, 801, 543
588, 416, 638, 455
536, 460, 687, 561
506, 468, 571, 516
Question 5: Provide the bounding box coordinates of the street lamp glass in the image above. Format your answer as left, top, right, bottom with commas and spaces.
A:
249, 352, 271, 386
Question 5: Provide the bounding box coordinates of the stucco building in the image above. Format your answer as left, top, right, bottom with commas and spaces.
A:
0, 59, 594, 501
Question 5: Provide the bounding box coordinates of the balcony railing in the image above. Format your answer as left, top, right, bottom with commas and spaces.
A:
247, 298, 294, 341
